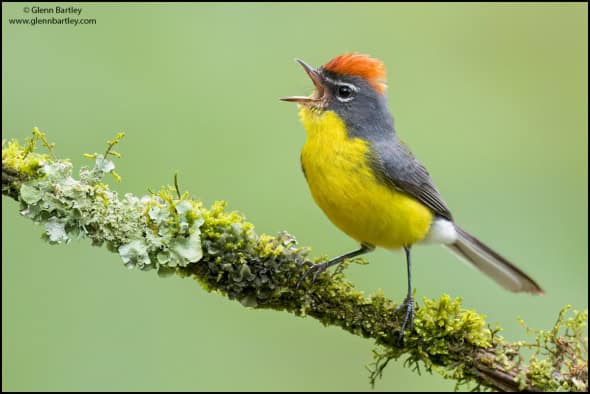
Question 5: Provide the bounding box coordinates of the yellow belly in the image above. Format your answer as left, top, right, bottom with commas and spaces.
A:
299, 108, 433, 249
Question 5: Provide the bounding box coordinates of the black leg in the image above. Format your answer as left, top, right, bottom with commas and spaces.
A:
394, 246, 415, 342
296, 243, 375, 288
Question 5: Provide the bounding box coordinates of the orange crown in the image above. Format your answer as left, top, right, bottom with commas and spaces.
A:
323, 53, 387, 93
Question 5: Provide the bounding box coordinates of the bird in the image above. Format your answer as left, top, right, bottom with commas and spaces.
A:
280, 53, 544, 338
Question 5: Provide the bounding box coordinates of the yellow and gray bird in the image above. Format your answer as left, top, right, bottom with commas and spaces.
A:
281, 53, 544, 337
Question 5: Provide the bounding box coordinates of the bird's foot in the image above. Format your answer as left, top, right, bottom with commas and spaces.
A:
296, 261, 332, 289
393, 295, 415, 344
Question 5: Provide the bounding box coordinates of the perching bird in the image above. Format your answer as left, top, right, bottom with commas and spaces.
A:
280, 53, 544, 338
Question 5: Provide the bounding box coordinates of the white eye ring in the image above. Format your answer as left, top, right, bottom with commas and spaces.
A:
335, 82, 357, 103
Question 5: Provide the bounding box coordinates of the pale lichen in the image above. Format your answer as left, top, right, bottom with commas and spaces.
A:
5, 130, 205, 272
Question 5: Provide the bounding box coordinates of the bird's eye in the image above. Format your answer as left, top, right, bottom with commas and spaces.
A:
336, 84, 356, 102
338, 85, 352, 98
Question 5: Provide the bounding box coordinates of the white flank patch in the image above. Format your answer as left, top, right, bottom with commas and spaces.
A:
421, 218, 458, 245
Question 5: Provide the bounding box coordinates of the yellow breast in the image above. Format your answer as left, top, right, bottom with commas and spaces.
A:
299, 108, 433, 249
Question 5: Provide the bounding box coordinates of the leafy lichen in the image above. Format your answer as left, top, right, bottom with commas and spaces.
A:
5, 131, 206, 272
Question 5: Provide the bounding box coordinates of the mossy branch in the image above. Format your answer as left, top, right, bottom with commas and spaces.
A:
2, 131, 588, 392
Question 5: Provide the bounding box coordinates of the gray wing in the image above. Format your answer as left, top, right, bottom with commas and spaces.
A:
369, 138, 453, 221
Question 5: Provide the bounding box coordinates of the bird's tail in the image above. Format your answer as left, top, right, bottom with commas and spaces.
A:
446, 225, 544, 294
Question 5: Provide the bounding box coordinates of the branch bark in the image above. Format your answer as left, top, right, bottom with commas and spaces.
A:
2, 136, 587, 392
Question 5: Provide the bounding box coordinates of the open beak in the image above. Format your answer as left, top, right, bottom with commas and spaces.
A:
280, 58, 324, 104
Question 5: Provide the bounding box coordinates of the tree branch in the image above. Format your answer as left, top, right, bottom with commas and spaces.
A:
2, 133, 587, 392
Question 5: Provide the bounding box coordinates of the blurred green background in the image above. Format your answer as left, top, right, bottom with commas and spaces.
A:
2, 3, 587, 391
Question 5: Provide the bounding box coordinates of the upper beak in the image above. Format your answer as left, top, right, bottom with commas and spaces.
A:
280, 58, 324, 104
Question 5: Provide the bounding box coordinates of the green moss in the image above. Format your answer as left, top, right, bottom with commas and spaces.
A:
414, 295, 491, 348
515, 306, 588, 391
367, 295, 495, 390
2, 139, 48, 177
527, 355, 558, 390
32, 127, 56, 159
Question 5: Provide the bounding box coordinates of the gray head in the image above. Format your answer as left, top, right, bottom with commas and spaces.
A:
281, 54, 395, 138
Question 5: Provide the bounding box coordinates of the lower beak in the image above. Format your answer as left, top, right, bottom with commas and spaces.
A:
280, 95, 318, 104
280, 58, 324, 104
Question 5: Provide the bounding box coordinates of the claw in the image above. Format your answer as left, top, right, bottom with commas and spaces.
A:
294, 244, 374, 290
393, 296, 415, 343
296, 262, 330, 289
